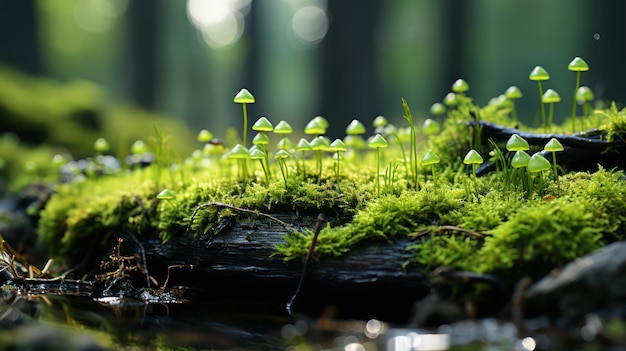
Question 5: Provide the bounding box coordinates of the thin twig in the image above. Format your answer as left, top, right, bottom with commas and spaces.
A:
410, 225, 485, 239
286, 213, 324, 315
187, 202, 295, 234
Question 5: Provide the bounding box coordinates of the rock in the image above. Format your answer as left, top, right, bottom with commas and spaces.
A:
524, 241, 626, 324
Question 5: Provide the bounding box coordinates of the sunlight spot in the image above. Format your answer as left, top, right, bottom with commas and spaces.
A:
187, 0, 251, 48
290, 5, 329, 46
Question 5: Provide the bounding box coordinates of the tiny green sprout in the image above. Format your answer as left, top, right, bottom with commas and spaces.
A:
295, 138, 312, 177
576, 86, 595, 117
504, 86, 522, 123
94, 137, 110, 154
541, 89, 561, 132
505, 134, 530, 152
452, 79, 469, 94
346, 119, 366, 135
368, 134, 389, 197
422, 119, 441, 135
274, 149, 291, 186
529, 66, 550, 131
252, 117, 274, 132
197, 129, 213, 143
329, 139, 347, 180
310, 136, 330, 183
233, 88, 255, 147
274, 120, 293, 134
156, 188, 176, 209
430, 102, 447, 116
304, 118, 326, 135
544, 137, 564, 186
421, 150, 440, 189
568, 56, 589, 132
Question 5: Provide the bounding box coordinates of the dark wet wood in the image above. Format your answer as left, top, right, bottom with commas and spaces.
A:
476, 121, 626, 175
138, 209, 430, 321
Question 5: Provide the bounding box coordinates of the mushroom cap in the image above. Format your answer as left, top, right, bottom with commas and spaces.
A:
576, 86, 595, 102
304, 119, 326, 135
511, 150, 531, 168
527, 153, 552, 173
274, 149, 291, 159
252, 117, 274, 132
197, 129, 214, 143
542, 89, 561, 103
506, 134, 530, 151
274, 120, 293, 134
248, 148, 266, 160
226, 144, 250, 159
544, 138, 564, 152
430, 102, 447, 115
529, 66, 550, 81
368, 134, 389, 148
346, 119, 366, 135
452, 79, 469, 93
568, 56, 589, 72
310, 136, 330, 150
421, 150, 441, 166
156, 189, 175, 200
295, 138, 312, 151
252, 132, 270, 145
372, 115, 388, 128
463, 149, 484, 165
233, 88, 255, 103
329, 139, 348, 152
422, 118, 441, 135
443, 92, 458, 106
277, 137, 294, 150
504, 86, 522, 99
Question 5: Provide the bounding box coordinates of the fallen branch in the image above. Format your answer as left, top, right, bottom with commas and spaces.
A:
187, 202, 296, 234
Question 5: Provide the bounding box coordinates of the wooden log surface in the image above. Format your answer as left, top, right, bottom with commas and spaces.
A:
138, 210, 430, 321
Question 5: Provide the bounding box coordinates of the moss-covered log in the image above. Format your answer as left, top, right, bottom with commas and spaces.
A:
139, 210, 430, 321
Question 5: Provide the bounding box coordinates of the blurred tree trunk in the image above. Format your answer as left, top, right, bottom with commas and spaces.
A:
127, 1, 160, 109
320, 0, 382, 138
437, 0, 467, 96
589, 2, 626, 104
0, 0, 41, 75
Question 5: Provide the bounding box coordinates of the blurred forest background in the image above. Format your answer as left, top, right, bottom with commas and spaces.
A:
1, 0, 624, 146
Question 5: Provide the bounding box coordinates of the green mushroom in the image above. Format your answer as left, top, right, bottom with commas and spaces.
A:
329, 139, 348, 180
504, 86, 522, 123
527, 153, 552, 196
421, 150, 440, 190
368, 134, 389, 197
544, 137, 564, 191
529, 66, 550, 132
233, 88, 255, 147
463, 149, 483, 197
576, 86, 595, 118
568, 56, 589, 132
541, 89, 561, 132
